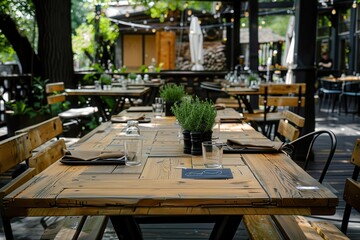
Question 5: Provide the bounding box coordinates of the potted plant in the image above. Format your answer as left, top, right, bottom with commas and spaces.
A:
99, 73, 112, 89
159, 83, 186, 116
172, 97, 216, 155
5, 77, 51, 136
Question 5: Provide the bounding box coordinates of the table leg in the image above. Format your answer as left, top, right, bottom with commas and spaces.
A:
91, 96, 109, 121
209, 215, 243, 240
239, 95, 254, 113
110, 216, 143, 240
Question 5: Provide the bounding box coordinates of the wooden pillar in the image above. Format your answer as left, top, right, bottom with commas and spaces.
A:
225, 12, 232, 70
293, 0, 317, 134
248, 0, 259, 73
233, 0, 241, 69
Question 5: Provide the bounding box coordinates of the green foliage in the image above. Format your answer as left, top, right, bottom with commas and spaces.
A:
129, 1, 213, 22
72, 6, 119, 69
99, 73, 112, 85
5, 100, 34, 116
0, 0, 36, 62
159, 84, 186, 103
128, 73, 137, 80
172, 97, 216, 132
0, 34, 16, 62
5, 76, 51, 117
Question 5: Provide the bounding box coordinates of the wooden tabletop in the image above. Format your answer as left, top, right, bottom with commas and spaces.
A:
66, 87, 150, 97
3, 109, 338, 218
321, 75, 360, 82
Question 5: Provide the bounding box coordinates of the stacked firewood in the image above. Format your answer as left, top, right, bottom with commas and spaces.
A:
176, 42, 226, 71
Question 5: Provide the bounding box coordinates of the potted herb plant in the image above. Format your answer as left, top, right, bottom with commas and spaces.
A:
99, 73, 112, 89
159, 83, 186, 116
172, 97, 216, 155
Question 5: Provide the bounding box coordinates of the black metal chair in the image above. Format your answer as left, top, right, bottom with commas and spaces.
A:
318, 79, 342, 113
288, 130, 337, 183
339, 81, 360, 115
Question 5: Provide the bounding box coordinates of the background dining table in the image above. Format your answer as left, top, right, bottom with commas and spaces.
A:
3, 109, 338, 239
66, 86, 150, 121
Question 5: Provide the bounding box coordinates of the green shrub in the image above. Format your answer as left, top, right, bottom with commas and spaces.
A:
159, 84, 186, 103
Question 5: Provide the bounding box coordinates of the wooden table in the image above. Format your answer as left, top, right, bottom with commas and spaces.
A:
321, 75, 360, 82
3, 109, 338, 239
66, 87, 150, 121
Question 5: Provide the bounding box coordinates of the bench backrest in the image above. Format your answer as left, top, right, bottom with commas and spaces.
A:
0, 133, 32, 174
15, 116, 63, 150
28, 139, 66, 174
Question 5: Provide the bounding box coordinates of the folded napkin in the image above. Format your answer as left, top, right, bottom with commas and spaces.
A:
225, 139, 286, 153
111, 113, 149, 123
60, 150, 127, 165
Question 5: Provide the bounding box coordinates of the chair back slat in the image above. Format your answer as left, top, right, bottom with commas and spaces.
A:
282, 110, 305, 128
259, 96, 305, 108
47, 93, 66, 105
15, 117, 63, 149
276, 110, 305, 142
0, 133, 32, 174
29, 139, 66, 174
277, 119, 301, 142
259, 83, 306, 95
46, 82, 65, 93
351, 139, 360, 167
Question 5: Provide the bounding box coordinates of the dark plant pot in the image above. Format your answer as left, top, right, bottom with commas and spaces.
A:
165, 102, 175, 116
5, 113, 51, 137
190, 131, 213, 156
183, 130, 192, 154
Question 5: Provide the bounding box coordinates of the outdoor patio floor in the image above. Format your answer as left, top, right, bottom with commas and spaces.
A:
0, 104, 359, 239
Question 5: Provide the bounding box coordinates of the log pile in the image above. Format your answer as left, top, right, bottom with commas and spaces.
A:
176, 42, 226, 71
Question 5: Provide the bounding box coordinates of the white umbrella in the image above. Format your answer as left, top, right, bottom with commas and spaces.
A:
189, 16, 204, 71
285, 31, 295, 84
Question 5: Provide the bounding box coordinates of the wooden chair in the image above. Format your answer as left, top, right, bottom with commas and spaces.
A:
46, 82, 97, 137
244, 83, 305, 139
243, 138, 360, 240
0, 133, 34, 239
275, 110, 305, 142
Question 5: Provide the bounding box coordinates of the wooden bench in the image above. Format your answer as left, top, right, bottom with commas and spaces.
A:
243, 139, 360, 240
1, 118, 107, 239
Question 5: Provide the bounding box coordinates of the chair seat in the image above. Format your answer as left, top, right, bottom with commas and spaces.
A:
321, 88, 342, 94
59, 106, 97, 118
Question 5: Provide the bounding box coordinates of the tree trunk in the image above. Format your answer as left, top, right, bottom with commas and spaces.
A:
0, 14, 40, 75
33, 0, 74, 87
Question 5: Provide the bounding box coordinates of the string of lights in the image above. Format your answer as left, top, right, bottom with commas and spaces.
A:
109, 17, 233, 32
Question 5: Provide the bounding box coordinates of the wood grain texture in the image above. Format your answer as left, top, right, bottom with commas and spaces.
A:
0, 133, 32, 174
15, 116, 63, 149
2, 109, 338, 220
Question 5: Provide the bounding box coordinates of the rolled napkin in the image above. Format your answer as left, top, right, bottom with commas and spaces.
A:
60, 150, 129, 165
225, 139, 286, 153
